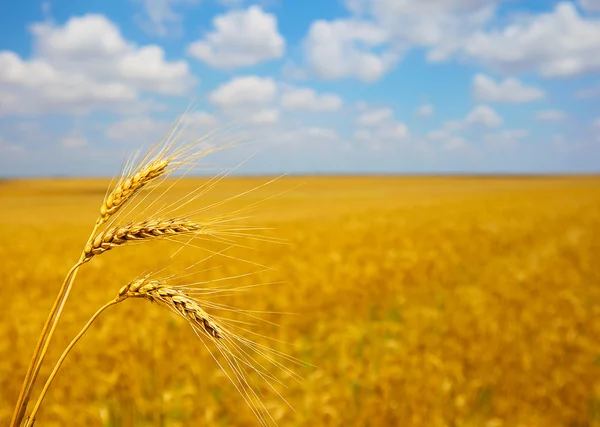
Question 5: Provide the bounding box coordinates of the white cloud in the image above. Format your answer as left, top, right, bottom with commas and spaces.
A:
534, 109, 567, 121
187, 6, 285, 69
580, 0, 600, 12
303, 19, 400, 81
134, 0, 200, 36
355, 122, 409, 151
247, 108, 280, 124
210, 76, 277, 106
463, 3, 600, 77
465, 105, 503, 127
280, 86, 342, 112
0, 14, 195, 116
344, 0, 498, 62
416, 104, 434, 117
356, 107, 393, 126
428, 105, 502, 141
473, 74, 545, 103
355, 105, 409, 143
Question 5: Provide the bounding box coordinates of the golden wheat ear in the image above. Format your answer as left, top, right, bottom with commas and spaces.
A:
84, 217, 205, 261
99, 158, 169, 223
97, 107, 237, 226
117, 271, 307, 427
118, 277, 224, 339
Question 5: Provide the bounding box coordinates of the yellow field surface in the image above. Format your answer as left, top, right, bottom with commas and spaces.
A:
1, 176, 599, 426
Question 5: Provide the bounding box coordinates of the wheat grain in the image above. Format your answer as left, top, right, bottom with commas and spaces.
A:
83, 218, 205, 261
119, 277, 224, 338
99, 158, 169, 224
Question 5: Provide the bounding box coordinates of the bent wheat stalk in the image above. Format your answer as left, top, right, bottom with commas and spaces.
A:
23, 298, 121, 427
25, 276, 226, 426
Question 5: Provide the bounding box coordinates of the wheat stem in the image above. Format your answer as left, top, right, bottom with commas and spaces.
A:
10, 222, 99, 427
9, 263, 79, 427
24, 298, 121, 427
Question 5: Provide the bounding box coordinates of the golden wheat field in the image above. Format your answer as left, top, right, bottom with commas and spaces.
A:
1, 175, 600, 427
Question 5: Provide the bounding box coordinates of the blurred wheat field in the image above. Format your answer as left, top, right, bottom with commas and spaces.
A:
1, 175, 600, 427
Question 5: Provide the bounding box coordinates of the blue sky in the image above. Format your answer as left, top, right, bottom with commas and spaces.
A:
0, 0, 599, 176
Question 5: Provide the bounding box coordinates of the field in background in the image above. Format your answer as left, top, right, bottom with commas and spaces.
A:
1, 176, 599, 427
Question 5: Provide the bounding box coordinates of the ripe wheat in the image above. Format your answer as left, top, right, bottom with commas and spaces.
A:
83, 218, 205, 261
118, 277, 224, 339
10, 108, 293, 427
98, 158, 169, 224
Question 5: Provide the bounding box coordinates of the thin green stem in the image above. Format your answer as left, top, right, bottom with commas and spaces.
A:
24, 298, 122, 427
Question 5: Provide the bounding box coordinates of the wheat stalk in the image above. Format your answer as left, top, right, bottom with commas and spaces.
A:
10, 107, 233, 427
11, 106, 294, 427
24, 276, 227, 426
24, 271, 296, 427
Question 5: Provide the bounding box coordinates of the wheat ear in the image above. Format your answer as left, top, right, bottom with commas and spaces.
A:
99, 158, 169, 224
83, 218, 205, 261
119, 277, 224, 339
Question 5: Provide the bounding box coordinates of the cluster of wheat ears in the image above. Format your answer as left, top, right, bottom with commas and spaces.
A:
10, 110, 301, 427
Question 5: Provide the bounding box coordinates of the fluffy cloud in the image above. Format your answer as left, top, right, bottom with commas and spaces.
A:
463, 3, 600, 77
473, 74, 545, 103
344, 0, 498, 62
304, 1, 600, 80
465, 105, 503, 127
246, 108, 280, 124
534, 110, 567, 121
354, 105, 409, 144
303, 19, 400, 81
210, 76, 277, 106
209, 77, 346, 126
187, 6, 285, 69
0, 14, 195, 116
280, 86, 342, 112
428, 105, 503, 141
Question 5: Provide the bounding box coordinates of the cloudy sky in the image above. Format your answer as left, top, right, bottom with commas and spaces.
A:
1, 0, 599, 176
